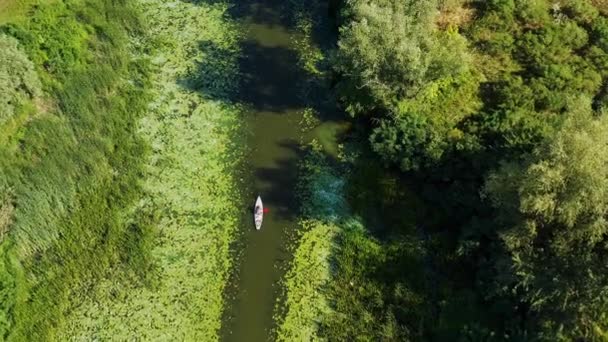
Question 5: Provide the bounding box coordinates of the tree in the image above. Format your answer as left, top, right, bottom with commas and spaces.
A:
334, 0, 470, 115
334, 0, 478, 170
0, 34, 41, 124
484, 98, 608, 339
334, 0, 437, 115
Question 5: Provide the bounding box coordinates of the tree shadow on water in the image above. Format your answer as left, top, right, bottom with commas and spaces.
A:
177, 40, 241, 101
228, 0, 295, 29
175, 0, 342, 118
237, 40, 307, 112
253, 140, 303, 221
177, 29, 307, 113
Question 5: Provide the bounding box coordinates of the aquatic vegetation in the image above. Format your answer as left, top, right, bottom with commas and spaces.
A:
299, 108, 321, 132
275, 3, 347, 339
0, 0, 152, 339
60, 0, 245, 339
290, 14, 324, 77
299, 142, 348, 222
275, 147, 343, 341
275, 219, 336, 341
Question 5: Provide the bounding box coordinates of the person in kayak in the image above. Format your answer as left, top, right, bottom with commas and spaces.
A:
254, 206, 269, 215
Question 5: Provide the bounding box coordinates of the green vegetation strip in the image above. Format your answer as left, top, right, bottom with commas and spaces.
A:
0, 0, 151, 339
274, 3, 346, 339
60, 0, 245, 339
276, 219, 335, 341
275, 144, 345, 341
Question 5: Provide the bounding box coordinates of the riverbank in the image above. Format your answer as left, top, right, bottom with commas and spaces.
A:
0, 1, 155, 339
219, 1, 309, 340
59, 0, 246, 339
272, 1, 347, 339
273, 2, 436, 339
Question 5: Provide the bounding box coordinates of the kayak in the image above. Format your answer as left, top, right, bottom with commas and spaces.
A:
254, 196, 263, 230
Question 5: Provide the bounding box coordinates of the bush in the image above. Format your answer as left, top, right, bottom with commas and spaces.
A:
484, 98, 608, 339
334, 0, 441, 115
333, 0, 608, 339
0, 34, 41, 124
334, 0, 478, 171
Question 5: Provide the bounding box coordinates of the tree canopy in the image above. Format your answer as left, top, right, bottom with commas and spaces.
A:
334, 0, 479, 170
330, 0, 608, 340
0, 34, 41, 123
484, 98, 608, 339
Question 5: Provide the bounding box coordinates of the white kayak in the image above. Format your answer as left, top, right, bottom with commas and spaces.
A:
254, 196, 263, 230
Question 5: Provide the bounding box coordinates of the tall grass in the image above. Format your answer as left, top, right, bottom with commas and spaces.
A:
59, 0, 246, 339
0, 0, 153, 339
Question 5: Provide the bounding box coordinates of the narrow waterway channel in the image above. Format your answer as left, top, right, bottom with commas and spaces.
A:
221, 1, 307, 341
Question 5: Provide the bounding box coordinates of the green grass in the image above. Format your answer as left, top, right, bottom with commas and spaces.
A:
0, 0, 153, 339
58, 0, 245, 339
0, 0, 245, 339
0, 0, 38, 25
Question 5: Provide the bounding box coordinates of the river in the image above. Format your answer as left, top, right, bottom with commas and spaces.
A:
220, 1, 308, 341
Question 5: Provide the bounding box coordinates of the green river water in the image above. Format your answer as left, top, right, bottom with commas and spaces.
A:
220, 1, 314, 341
220, 1, 348, 340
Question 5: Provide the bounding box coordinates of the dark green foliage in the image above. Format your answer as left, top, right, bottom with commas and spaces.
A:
0, 0, 152, 339
370, 69, 481, 170
484, 99, 608, 340
592, 16, 608, 51
330, 0, 608, 340
469, 0, 608, 155
321, 224, 426, 341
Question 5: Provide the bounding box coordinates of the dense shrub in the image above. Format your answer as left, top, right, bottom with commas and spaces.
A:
334, 0, 478, 171
0, 34, 41, 124
469, 0, 608, 156
331, 0, 608, 340
484, 98, 608, 339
